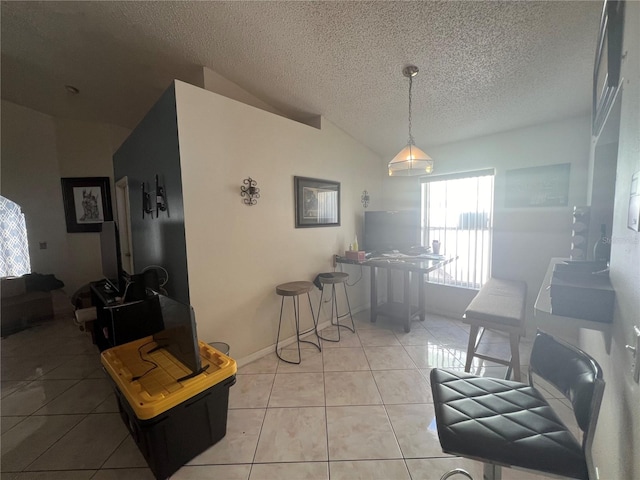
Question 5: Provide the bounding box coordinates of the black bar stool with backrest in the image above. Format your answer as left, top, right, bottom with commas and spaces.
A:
430, 330, 605, 480
315, 272, 355, 342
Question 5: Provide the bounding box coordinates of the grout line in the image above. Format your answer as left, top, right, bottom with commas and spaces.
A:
19, 411, 91, 474
322, 346, 331, 479
247, 364, 278, 472
96, 433, 130, 472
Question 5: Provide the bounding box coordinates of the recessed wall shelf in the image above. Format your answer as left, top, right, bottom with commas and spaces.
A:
534, 258, 612, 353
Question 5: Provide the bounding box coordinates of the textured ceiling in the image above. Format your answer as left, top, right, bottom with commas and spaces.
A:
1, 1, 602, 159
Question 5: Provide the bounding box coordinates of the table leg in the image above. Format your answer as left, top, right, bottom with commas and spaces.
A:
370, 266, 377, 323
403, 269, 411, 333
418, 272, 425, 321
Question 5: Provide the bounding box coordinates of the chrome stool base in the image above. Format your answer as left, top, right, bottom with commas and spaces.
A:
440, 468, 474, 480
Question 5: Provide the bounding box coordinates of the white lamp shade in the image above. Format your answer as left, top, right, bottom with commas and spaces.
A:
388, 144, 434, 176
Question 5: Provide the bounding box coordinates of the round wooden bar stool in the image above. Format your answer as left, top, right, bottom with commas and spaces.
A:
275, 280, 321, 364
315, 272, 355, 342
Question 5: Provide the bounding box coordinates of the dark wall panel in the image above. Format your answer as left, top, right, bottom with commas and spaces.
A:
113, 82, 189, 304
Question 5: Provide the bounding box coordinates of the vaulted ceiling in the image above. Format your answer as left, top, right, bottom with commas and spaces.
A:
1, 1, 602, 159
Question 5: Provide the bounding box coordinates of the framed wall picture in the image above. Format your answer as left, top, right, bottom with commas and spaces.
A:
61, 177, 113, 232
505, 163, 571, 208
294, 176, 340, 228
593, 0, 625, 136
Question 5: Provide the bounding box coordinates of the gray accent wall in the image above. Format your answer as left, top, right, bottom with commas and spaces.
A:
113, 82, 190, 304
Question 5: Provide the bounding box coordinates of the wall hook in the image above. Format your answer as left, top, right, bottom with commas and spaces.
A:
142, 182, 153, 219
155, 174, 167, 216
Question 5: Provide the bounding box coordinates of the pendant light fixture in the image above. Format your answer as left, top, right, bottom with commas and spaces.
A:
388, 65, 434, 176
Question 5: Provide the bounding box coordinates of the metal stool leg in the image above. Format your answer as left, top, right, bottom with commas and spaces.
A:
316, 281, 355, 341
299, 291, 321, 351
330, 284, 342, 339
340, 282, 355, 333
316, 285, 340, 342
276, 295, 301, 364
483, 463, 502, 480
276, 293, 320, 364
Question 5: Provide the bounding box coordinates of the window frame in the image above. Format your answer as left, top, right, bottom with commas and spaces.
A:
421, 169, 495, 289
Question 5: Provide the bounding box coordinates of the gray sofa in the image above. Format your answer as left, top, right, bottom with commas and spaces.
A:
1, 276, 54, 337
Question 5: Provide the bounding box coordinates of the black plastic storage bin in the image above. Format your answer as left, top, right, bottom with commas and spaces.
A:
101, 337, 238, 480
114, 374, 236, 480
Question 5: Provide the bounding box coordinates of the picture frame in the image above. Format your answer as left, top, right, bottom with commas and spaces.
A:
294, 176, 340, 228
593, 0, 625, 136
61, 177, 113, 232
505, 163, 571, 208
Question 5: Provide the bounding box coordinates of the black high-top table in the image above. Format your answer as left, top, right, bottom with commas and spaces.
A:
336, 254, 456, 332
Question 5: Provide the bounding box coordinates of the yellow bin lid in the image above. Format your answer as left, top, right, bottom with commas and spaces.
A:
101, 336, 237, 420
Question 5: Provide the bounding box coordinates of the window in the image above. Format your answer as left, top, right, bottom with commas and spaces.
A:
0, 196, 31, 277
421, 170, 494, 289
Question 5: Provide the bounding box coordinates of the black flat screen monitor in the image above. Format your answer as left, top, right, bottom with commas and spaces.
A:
363, 210, 421, 253
153, 294, 203, 380
100, 221, 124, 293
109, 295, 164, 346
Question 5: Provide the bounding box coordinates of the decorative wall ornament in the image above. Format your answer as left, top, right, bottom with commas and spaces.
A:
361, 190, 370, 208
241, 177, 260, 206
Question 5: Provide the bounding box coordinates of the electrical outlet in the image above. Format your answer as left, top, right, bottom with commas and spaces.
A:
39, 242, 47, 249
625, 325, 640, 384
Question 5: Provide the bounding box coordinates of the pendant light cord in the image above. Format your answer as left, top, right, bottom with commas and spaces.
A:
407, 74, 415, 147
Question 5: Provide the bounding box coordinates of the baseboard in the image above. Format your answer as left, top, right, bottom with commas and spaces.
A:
236, 304, 366, 368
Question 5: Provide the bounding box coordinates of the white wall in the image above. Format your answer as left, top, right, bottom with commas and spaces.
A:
202, 66, 284, 118
55, 117, 130, 294
382, 116, 592, 332
581, 2, 640, 478
201, 66, 321, 129
1, 101, 70, 283
1, 100, 130, 294
174, 81, 382, 360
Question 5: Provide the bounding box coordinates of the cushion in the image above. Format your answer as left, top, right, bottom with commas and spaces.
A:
430, 368, 587, 480
464, 278, 526, 327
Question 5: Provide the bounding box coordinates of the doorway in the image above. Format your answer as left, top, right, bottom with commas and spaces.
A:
115, 177, 134, 274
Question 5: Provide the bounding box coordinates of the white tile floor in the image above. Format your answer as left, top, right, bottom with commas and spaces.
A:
1, 307, 580, 479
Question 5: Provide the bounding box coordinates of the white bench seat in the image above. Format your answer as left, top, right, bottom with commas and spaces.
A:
463, 277, 527, 381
